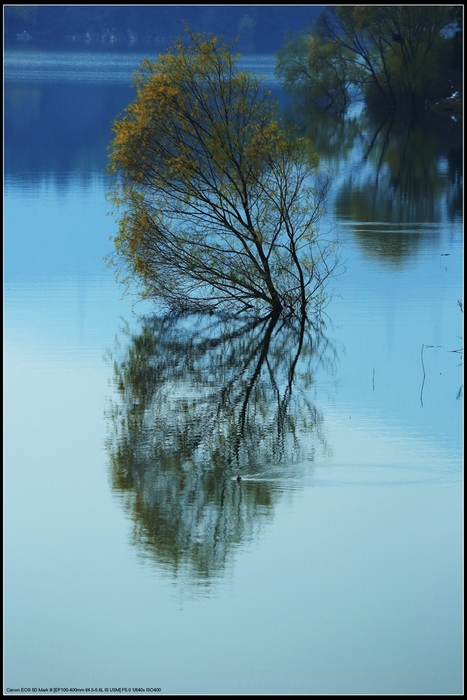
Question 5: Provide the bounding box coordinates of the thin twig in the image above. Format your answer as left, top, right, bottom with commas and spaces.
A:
420, 343, 426, 408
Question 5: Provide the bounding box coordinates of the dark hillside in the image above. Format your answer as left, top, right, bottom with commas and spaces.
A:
4, 5, 323, 52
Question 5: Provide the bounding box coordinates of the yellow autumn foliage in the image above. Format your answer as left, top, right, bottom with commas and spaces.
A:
107, 31, 339, 316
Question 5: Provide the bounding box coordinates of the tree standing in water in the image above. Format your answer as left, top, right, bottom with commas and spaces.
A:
276, 6, 457, 114
108, 32, 338, 317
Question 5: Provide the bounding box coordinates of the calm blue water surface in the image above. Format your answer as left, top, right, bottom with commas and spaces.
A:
4, 48, 463, 695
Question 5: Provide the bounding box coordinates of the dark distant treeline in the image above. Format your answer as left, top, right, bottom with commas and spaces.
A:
4, 5, 323, 52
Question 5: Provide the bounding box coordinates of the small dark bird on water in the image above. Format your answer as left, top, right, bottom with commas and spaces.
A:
236, 475, 242, 482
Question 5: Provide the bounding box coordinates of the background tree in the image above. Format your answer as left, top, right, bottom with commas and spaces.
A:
276, 6, 457, 113
276, 31, 358, 114
108, 32, 338, 317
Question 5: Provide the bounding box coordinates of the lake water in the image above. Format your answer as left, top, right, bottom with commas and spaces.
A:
4, 47, 463, 695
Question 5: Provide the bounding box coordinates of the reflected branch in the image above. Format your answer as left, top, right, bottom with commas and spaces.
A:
105, 311, 336, 586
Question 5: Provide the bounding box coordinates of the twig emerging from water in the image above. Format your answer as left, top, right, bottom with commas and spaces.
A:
372, 368, 375, 391
420, 344, 426, 408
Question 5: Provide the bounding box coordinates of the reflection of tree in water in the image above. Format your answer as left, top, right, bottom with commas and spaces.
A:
282, 100, 361, 163
106, 311, 335, 585
338, 111, 455, 212
333, 110, 463, 264
284, 98, 462, 264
